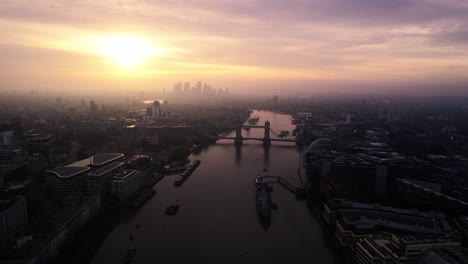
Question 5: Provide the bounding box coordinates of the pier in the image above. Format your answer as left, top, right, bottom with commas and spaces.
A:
263, 175, 306, 199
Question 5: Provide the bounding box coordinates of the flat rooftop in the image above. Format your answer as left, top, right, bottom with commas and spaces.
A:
47, 166, 90, 179
88, 162, 124, 177
90, 153, 124, 166
0, 196, 24, 210
113, 169, 138, 180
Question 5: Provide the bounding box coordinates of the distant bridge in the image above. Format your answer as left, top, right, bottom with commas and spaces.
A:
210, 121, 299, 145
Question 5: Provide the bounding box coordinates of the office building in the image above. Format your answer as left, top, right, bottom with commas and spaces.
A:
356, 234, 460, 264
90, 153, 125, 167
0, 196, 27, 242
87, 162, 125, 194
0, 131, 13, 146
184, 82, 190, 94
323, 199, 454, 250
111, 169, 143, 201
152, 100, 161, 119
2, 195, 101, 264
46, 166, 90, 198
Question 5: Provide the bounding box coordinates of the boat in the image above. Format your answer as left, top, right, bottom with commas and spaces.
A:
174, 160, 201, 186
165, 205, 180, 215
174, 175, 184, 186
243, 127, 250, 131
254, 174, 272, 229
123, 248, 136, 264
279, 130, 290, 137
248, 116, 260, 124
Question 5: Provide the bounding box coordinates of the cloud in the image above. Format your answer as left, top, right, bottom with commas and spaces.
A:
0, 0, 468, 93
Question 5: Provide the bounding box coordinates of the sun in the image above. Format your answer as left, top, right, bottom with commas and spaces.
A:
100, 35, 157, 67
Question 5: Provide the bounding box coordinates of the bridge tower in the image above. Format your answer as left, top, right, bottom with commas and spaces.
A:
234, 126, 243, 145
263, 120, 271, 146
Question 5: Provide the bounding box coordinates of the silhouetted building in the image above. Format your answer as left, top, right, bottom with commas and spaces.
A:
46, 166, 90, 198
145, 125, 193, 145
356, 234, 460, 264
0, 196, 27, 242
87, 162, 125, 195
152, 100, 161, 119
184, 82, 190, 94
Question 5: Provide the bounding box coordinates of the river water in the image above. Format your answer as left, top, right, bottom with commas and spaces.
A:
90, 110, 337, 264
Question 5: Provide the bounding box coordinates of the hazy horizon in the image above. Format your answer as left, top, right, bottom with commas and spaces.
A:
1, 0, 468, 95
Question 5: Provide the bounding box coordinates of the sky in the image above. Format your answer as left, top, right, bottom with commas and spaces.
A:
0, 0, 467, 95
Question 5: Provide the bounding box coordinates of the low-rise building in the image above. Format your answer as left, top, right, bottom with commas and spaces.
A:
356, 234, 460, 264
323, 199, 454, 250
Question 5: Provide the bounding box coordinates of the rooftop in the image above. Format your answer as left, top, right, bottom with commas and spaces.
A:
88, 162, 124, 177
0, 196, 24, 210
47, 166, 90, 179
90, 153, 124, 166
113, 169, 138, 180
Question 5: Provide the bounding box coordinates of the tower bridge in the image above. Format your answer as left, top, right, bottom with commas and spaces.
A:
211, 121, 300, 145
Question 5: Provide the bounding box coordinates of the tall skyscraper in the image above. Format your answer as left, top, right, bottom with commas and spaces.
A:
184, 82, 190, 94
90, 100, 98, 116
272, 95, 278, 105
152, 100, 161, 119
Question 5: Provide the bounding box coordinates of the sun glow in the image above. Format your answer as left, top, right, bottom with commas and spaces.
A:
99, 35, 157, 67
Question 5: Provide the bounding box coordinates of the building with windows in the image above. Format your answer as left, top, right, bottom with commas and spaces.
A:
356, 234, 460, 264
46, 166, 90, 198
111, 169, 143, 201
0, 196, 27, 242
86, 162, 125, 194
323, 199, 454, 250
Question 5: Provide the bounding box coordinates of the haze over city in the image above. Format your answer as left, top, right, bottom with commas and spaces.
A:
2, 2, 468, 264
0, 0, 467, 95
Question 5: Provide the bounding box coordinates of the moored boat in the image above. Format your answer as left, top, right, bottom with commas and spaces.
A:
123, 248, 136, 264
248, 116, 260, 124
254, 174, 272, 229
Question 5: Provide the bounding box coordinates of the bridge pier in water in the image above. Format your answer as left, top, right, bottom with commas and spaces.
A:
234, 126, 243, 145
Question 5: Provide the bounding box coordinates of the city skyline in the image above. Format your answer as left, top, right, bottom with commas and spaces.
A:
0, 0, 467, 95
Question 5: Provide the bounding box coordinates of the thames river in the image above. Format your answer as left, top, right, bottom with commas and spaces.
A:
90, 110, 337, 264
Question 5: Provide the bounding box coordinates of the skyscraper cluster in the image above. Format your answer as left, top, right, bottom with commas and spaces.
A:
173, 81, 229, 97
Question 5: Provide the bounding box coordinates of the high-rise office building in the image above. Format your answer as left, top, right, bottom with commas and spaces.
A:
152, 100, 161, 119
90, 100, 98, 115
184, 82, 190, 94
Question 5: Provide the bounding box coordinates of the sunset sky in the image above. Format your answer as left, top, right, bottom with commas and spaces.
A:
1, 0, 467, 94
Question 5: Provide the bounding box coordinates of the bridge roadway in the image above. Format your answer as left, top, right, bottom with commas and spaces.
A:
215, 136, 296, 142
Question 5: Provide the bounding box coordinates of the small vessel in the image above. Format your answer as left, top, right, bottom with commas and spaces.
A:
165, 205, 180, 215
248, 116, 260, 124
174, 175, 184, 186
174, 160, 201, 186
254, 174, 272, 229
279, 130, 289, 137
124, 248, 136, 264
243, 127, 250, 131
